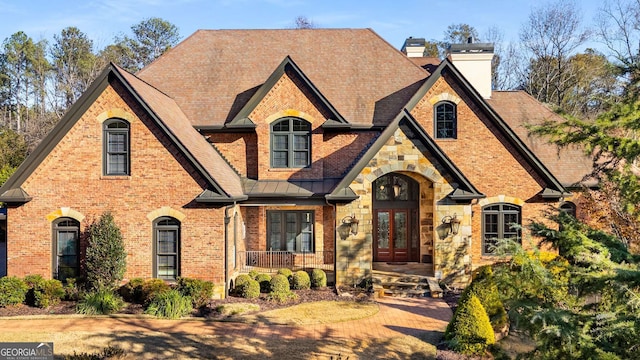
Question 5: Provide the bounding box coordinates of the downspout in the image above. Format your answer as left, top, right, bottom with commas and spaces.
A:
224, 202, 236, 298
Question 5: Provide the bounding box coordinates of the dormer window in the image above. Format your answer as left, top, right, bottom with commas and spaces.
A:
271, 117, 311, 168
435, 101, 457, 139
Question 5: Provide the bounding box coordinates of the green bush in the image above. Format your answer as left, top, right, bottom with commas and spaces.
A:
85, 212, 127, 291
76, 289, 125, 315
235, 278, 260, 299
269, 274, 290, 293
291, 270, 311, 290
255, 273, 272, 293
234, 274, 253, 291
445, 294, 495, 355
118, 278, 145, 304
145, 289, 193, 319
268, 274, 296, 303
141, 279, 171, 305
34, 279, 65, 308
248, 270, 259, 279
64, 278, 80, 301
23, 274, 45, 306
0, 276, 28, 307
176, 277, 214, 308
464, 266, 508, 331
310, 269, 327, 288
276, 268, 293, 279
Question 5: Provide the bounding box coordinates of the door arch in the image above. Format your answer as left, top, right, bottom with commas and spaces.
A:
372, 173, 419, 262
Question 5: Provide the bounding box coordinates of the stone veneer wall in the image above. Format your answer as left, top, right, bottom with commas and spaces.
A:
335, 127, 474, 285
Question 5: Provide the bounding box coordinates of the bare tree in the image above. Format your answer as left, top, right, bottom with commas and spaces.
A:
293, 16, 317, 29
519, 0, 591, 106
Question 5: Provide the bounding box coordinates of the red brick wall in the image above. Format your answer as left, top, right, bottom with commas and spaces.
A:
6, 82, 228, 284
410, 76, 556, 264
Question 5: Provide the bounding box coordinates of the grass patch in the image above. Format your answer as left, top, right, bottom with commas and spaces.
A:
244, 301, 379, 325
215, 302, 260, 317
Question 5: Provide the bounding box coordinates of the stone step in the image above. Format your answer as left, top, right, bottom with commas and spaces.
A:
376, 281, 430, 290
374, 286, 430, 298
371, 270, 442, 298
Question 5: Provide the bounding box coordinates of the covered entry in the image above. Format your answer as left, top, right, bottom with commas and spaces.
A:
373, 173, 420, 262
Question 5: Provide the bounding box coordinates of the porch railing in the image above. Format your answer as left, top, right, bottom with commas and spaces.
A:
237, 250, 334, 274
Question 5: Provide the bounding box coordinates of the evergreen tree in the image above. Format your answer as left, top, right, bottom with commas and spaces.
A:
84, 212, 127, 291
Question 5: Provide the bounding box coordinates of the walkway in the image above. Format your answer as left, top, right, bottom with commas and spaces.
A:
0, 297, 452, 340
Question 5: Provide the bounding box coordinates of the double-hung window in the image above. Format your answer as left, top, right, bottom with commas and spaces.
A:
267, 211, 314, 253
103, 119, 130, 175
271, 117, 311, 168
154, 217, 180, 280
482, 203, 521, 254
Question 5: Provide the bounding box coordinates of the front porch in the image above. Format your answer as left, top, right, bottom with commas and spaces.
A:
237, 250, 335, 283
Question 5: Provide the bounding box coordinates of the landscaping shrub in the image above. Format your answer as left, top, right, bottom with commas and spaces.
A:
463, 266, 508, 331
64, 346, 125, 360
248, 269, 259, 279
445, 294, 495, 355
176, 277, 214, 308
23, 274, 45, 306
145, 289, 193, 319
140, 279, 171, 305
234, 274, 253, 291
33, 279, 65, 308
277, 268, 293, 279
268, 274, 296, 303
235, 278, 260, 299
310, 268, 327, 288
255, 273, 272, 293
0, 276, 28, 307
76, 289, 125, 315
85, 212, 127, 291
291, 270, 311, 290
64, 278, 80, 301
118, 278, 145, 304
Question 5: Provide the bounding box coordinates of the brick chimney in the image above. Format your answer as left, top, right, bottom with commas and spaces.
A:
401, 37, 426, 58
447, 37, 494, 99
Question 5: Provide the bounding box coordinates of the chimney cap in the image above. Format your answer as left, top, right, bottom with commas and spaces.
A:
448, 42, 494, 54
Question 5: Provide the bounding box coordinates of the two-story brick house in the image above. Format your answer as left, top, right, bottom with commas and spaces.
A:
0, 29, 580, 297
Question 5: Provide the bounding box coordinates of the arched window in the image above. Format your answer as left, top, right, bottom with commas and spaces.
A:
271, 117, 311, 168
434, 101, 457, 139
53, 218, 80, 282
482, 203, 521, 255
559, 202, 576, 218
103, 119, 130, 175
153, 217, 180, 280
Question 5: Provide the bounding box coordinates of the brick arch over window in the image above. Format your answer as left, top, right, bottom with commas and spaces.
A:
428, 92, 462, 105
52, 217, 80, 282
96, 108, 137, 124
270, 116, 311, 168
264, 109, 317, 125
146, 207, 186, 223
45, 207, 85, 223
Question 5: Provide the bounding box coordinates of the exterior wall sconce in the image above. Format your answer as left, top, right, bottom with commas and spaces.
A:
441, 214, 461, 237
392, 182, 401, 198
341, 215, 359, 235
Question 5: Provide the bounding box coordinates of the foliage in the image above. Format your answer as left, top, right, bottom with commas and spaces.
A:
23, 274, 45, 306
63, 278, 80, 301
64, 346, 125, 360
291, 270, 311, 290
32, 278, 65, 308
462, 266, 508, 331
144, 289, 192, 319
0, 276, 27, 307
84, 212, 126, 291
176, 277, 213, 308
247, 270, 259, 280
233, 274, 253, 294
489, 215, 640, 359
255, 273, 272, 293
140, 279, 171, 306
76, 289, 124, 315
276, 268, 293, 279
234, 278, 260, 299
119, 17, 180, 72
310, 268, 327, 288
268, 274, 296, 303
445, 294, 495, 355
118, 278, 145, 304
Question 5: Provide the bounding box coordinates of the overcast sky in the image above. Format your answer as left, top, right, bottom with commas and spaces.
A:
0, 0, 602, 52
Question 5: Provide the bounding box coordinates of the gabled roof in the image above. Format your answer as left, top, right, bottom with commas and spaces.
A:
225, 56, 348, 130
487, 91, 594, 188
327, 109, 485, 202
137, 29, 429, 127
0, 63, 246, 204
405, 59, 570, 198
